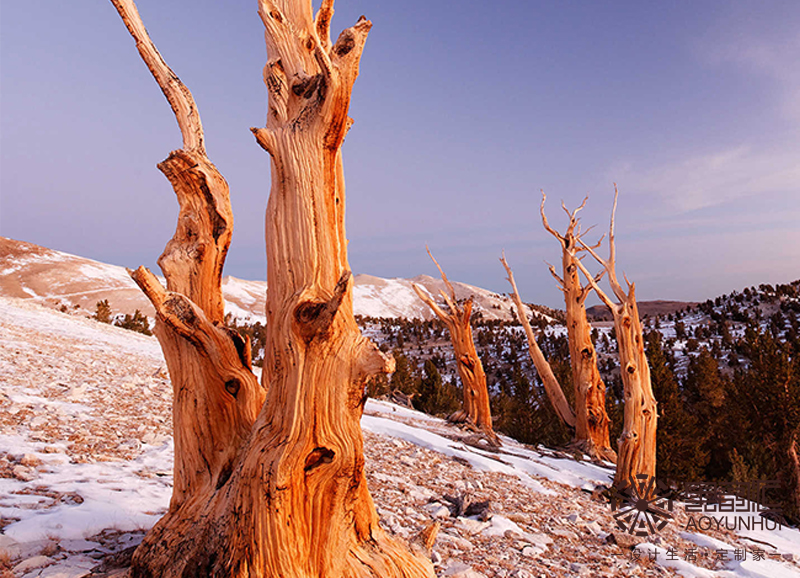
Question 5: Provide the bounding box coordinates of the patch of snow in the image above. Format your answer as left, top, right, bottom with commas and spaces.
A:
361, 414, 554, 495
0, 435, 173, 542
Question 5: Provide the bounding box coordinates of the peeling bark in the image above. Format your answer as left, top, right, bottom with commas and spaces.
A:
413, 249, 499, 447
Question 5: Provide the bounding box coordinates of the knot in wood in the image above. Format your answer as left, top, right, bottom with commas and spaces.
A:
292, 74, 322, 99
304, 447, 335, 472
294, 300, 326, 324
224, 378, 241, 399
459, 354, 475, 371
334, 32, 355, 56
626, 362, 636, 374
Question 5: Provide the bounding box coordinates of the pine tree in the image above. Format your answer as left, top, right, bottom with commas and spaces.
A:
683, 348, 729, 478
645, 331, 705, 482
389, 349, 420, 396
414, 359, 460, 417
93, 299, 112, 324
115, 309, 153, 335
727, 329, 800, 523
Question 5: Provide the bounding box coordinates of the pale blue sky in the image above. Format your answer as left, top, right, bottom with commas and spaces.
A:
1, 1, 798, 308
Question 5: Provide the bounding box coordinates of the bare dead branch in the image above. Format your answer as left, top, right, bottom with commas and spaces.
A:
315, 0, 335, 48
426, 245, 457, 302
540, 191, 566, 248
499, 253, 576, 428
545, 261, 566, 289
577, 185, 627, 303
412, 283, 452, 325
573, 256, 617, 312
110, 0, 205, 154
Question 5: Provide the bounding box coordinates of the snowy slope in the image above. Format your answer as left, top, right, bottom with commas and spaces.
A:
0, 237, 536, 324
1, 296, 799, 577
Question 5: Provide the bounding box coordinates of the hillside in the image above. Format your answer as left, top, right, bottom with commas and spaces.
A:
2, 295, 800, 577
587, 301, 699, 322
0, 237, 537, 324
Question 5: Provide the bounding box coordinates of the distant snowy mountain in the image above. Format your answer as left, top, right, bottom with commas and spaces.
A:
0, 237, 537, 323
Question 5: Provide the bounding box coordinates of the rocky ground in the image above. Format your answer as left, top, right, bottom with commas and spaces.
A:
1, 296, 799, 578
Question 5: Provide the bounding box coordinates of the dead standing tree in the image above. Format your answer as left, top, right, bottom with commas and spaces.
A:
540, 193, 615, 462
500, 194, 615, 462
574, 187, 657, 488
412, 249, 499, 447
112, 0, 435, 576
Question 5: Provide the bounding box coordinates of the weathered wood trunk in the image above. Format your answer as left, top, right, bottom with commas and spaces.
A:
575, 188, 657, 488
412, 251, 499, 446
565, 292, 615, 462
540, 195, 615, 462
113, 0, 434, 575
606, 287, 656, 486
784, 430, 800, 522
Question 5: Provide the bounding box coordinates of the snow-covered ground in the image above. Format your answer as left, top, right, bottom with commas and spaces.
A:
1, 295, 800, 577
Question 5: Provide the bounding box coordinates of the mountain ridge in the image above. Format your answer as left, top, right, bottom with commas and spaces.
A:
0, 237, 539, 324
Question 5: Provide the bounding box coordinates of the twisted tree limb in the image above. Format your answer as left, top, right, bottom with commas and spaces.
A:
412, 248, 499, 447
500, 253, 576, 430
111, 1, 264, 523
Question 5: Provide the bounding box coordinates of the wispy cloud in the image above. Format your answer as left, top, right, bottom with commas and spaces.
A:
615, 145, 800, 213
703, 29, 800, 123
610, 15, 800, 215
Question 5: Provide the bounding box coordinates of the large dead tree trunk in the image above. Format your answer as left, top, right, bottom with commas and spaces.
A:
500, 255, 576, 432
412, 249, 499, 447
574, 187, 657, 489
113, 1, 434, 576
540, 194, 616, 462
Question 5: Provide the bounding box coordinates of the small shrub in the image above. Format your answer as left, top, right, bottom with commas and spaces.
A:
93, 300, 112, 324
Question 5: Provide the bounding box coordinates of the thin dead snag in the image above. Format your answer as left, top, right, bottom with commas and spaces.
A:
412, 248, 500, 447
540, 193, 616, 462
574, 186, 656, 488
116, 0, 434, 576
500, 254, 576, 431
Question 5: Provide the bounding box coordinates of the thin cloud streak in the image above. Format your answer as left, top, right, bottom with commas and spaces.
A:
615, 145, 800, 213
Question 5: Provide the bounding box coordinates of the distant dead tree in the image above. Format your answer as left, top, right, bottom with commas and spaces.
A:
111, 0, 434, 575
501, 193, 615, 462
574, 186, 657, 487
500, 254, 576, 432
412, 248, 500, 447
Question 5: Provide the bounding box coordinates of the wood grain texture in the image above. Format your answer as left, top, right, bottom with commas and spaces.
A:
113, 0, 434, 575
500, 254, 577, 430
